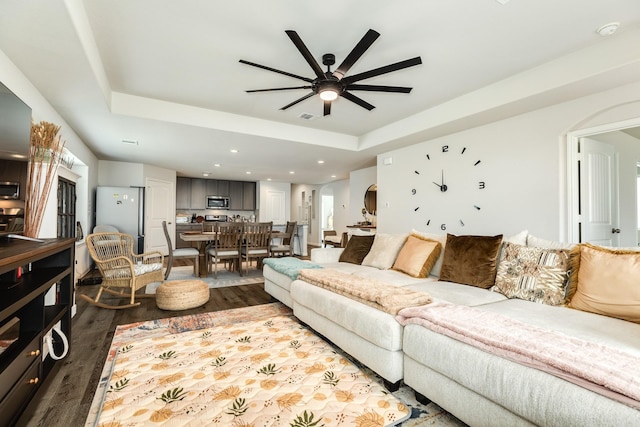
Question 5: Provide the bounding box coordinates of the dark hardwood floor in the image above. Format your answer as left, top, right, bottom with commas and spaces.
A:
21, 260, 275, 427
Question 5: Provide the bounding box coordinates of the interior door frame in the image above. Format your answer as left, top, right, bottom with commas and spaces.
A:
566, 116, 640, 243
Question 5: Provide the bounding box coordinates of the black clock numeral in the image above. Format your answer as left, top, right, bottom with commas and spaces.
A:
474, 160, 481, 166
442, 145, 449, 153
474, 205, 481, 210
411, 188, 416, 195
426, 154, 430, 160
441, 224, 447, 230
414, 207, 419, 212
460, 220, 465, 226
426, 220, 431, 226
479, 181, 485, 189
414, 170, 420, 175
461, 147, 466, 154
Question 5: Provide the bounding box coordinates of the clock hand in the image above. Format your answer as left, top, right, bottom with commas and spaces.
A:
432, 181, 442, 189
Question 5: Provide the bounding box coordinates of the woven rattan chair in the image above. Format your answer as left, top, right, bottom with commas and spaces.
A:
162, 220, 199, 279
206, 222, 242, 278
81, 232, 164, 309
270, 221, 297, 257
241, 222, 272, 275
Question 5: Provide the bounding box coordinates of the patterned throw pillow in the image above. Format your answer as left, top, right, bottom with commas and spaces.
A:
491, 242, 570, 305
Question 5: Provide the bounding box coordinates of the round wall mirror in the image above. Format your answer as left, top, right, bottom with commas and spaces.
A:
364, 184, 377, 216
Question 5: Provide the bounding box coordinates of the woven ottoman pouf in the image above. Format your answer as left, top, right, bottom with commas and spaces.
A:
156, 280, 210, 310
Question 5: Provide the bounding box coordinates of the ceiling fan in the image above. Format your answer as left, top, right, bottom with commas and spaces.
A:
240, 29, 422, 116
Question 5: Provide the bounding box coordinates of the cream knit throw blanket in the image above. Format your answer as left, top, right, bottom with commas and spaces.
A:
297, 268, 432, 315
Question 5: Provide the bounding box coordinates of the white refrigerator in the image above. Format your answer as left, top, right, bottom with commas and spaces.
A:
95, 186, 145, 253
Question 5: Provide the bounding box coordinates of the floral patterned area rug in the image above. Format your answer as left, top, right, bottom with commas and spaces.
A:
85, 303, 466, 427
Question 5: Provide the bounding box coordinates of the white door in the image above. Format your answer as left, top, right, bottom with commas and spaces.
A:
579, 137, 619, 246
264, 190, 286, 224
146, 178, 174, 254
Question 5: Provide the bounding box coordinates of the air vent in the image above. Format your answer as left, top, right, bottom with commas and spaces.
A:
298, 113, 317, 120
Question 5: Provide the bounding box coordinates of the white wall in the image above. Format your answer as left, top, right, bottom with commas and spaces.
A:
377, 80, 640, 242
349, 167, 376, 225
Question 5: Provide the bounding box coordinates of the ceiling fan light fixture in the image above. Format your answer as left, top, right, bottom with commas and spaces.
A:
319, 87, 339, 101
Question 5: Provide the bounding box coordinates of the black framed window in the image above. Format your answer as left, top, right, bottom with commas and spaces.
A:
57, 177, 76, 239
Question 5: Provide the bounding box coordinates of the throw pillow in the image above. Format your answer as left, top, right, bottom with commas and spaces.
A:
439, 233, 503, 288
338, 235, 375, 265
361, 233, 408, 270
527, 234, 574, 250
567, 243, 640, 323
410, 229, 448, 277
491, 242, 570, 305
392, 234, 442, 278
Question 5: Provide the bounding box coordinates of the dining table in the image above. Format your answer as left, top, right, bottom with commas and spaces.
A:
179, 230, 289, 278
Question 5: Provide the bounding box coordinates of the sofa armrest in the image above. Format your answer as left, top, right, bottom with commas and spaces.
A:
311, 247, 344, 263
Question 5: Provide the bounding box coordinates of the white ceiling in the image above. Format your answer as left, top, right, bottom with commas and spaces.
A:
1, 0, 639, 184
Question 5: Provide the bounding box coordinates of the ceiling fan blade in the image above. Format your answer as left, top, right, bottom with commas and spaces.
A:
342, 56, 422, 84
341, 91, 375, 111
285, 30, 325, 79
333, 29, 380, 80
239, 60, 313, 83
346, 84, 413, 93
247, 86, 312, 93
280, 92, 315, 110
324, 100, 332, 116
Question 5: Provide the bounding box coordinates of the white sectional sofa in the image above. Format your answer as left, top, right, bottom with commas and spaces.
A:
263, 231, 640, 426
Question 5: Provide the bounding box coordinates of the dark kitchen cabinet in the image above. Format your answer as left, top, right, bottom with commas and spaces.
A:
229, 181, 243, 210
243, 182, 256, 210
176, 178, 191, 209
190, 179, 206, 209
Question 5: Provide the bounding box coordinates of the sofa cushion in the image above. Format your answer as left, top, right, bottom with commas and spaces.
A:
338, 234, 375, 265
439, 234, 503, 288
527, 234, 574, 250
361, 233, 408, 270
491, 242, 570, 305
567, 243, 640, 323
392, 234, 442, 278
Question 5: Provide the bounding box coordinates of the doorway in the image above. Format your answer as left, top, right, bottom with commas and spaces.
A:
567, 118, 640, 246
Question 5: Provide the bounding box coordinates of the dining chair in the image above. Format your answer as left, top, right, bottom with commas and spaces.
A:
81, 232, 163, 309
162, 220, 199, 279
270, 221, 297, 257
241, 221, 273, 275
206, 222, 242, 278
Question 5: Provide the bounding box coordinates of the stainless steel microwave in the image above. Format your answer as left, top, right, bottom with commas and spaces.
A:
206, 195, 230, 209
0, 182, 19, 200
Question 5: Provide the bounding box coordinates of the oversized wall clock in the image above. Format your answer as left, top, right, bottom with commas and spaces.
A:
411, 144, 486, 231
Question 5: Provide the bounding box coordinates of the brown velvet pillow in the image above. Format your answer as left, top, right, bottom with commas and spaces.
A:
439, 233, 503, 288
338, 235, 375, 265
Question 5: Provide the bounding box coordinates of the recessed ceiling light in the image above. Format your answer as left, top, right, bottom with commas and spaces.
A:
317, 160, 325, 164
202, 172, 210, 177
267, 178, 272, 181
230, 149, 238, 153
331, 175, 336, 178
597, 22, 620, 36
213, 163, 221, 167
245, 171, 251, 174
289, 171, 295, 174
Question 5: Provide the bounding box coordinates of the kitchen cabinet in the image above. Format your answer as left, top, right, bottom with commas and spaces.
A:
176, 178, 191, 209
243, 182, 256, 210
190, 179, 206, 209
0, 237, 74, 426
229, 181, 243, 210
205, 180, 229, 197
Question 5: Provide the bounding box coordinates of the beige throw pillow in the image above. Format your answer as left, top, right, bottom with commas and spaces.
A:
567, 243, 640, 323
361, 233, 408, 270
392, 234, 442, 278
410, 229, 448, 277
491, 242, 570, 305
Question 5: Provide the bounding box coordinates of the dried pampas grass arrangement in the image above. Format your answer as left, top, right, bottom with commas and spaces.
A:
24, 120, 65, 238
